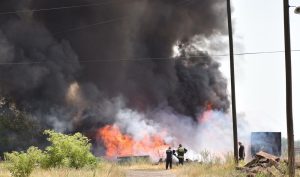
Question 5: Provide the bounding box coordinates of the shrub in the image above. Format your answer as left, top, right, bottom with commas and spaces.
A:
4, 130, 97, 177
42, 130, 97, 168
4, 146, 44, 177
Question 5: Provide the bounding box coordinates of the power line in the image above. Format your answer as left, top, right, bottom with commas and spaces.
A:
0, 0, 121, 15
1, 50, 300, 66
0, 0, 196, 16
0, 2, 130, 36
235, 50, 300, 55
54, 0, 198, 35
47, 0, 196, 35
176, 0, 193, 5
0, 61, 44, 65
176, 0, 196, 7
54, 16, 129, 35
0, 0, 195, 36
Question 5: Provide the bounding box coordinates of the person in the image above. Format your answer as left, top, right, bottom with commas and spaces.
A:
238, 142, 245, 160
165, 147, 173, 170
176, 144, 187, 165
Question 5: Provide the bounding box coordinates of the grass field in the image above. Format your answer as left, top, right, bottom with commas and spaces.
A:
174, 162, 246, 177
0, 161, 125, 177
1, 160, 299, 177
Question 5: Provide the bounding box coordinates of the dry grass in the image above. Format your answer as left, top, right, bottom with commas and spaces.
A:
0, 161, 125, 177
1, 160, 300, 177
173, 162, 245, 177
123, 163, 166, 171
174, 163, 300, 177
169, 151, 245, 177
120, 160, 166, 171
119, 159, 245, 177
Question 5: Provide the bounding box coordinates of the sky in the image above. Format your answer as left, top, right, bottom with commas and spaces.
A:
219, 0, 300, 140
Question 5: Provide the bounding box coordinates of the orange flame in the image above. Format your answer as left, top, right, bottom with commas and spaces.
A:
98, 125, 168, 158
198, 102, 213, 123
206, 102, 213, 111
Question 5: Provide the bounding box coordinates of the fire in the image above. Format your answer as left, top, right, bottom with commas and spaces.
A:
198, 102, 213, 124
98, 125, 168, 158
206, 102, 213, 111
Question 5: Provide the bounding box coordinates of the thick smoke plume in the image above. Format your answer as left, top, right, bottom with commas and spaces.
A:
0, 0, 230, 155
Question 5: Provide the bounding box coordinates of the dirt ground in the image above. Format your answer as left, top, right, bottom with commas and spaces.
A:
126, 169, 176, 177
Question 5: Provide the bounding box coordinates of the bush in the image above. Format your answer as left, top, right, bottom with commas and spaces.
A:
4, 130, 97, 177
42, 130, 97, 169
4, 146, 44, 177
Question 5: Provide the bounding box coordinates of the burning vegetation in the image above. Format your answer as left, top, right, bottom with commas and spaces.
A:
98, 125, 168, 159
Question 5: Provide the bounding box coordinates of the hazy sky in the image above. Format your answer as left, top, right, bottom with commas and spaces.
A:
219, 0, 300, 140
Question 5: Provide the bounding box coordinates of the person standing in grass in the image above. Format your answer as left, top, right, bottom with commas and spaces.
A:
166, 147, 173, 170
238, 142, 245, 160
176, 144, 187, 165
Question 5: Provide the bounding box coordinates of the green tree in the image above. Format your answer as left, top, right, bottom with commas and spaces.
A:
42, 130, 97, 168
0, 99, 43, 156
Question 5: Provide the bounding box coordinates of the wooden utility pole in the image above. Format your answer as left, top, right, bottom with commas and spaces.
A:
283, 0, 295, 176
226, 0, 238, 164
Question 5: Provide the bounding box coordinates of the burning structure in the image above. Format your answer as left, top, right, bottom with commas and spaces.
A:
0, 0, 232, 159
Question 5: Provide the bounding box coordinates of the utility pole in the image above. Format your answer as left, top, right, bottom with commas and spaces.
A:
226, 0, 238, 164
283, 0, 295, 176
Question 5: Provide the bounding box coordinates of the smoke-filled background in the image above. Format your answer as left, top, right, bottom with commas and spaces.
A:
0, 0, 233, 157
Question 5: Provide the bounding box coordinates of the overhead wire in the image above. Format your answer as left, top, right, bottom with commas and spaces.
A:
0, 0, 196, 15
53, 0, 198, 35
52, 0, 199, 36
0, 0, 130, 35
176, 0, 196, 7
0, 0, 131, 35
235, 50, 300, 55
0, 0, 122, 15
176, 0, 193, 5
1, 50, 300, 66
53, 15, 129, 35
0, 0, 199, 16
0, 0, 299, 65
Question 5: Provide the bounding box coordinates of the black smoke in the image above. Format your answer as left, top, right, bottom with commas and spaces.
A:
0, 0, 229, 153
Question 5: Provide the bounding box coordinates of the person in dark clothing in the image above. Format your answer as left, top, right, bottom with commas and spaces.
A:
166, 147, 173, 170
238, 142, 245, 160
176, 144, 187, 165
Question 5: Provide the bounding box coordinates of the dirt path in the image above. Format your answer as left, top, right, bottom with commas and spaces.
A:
126, 169, 176, 177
